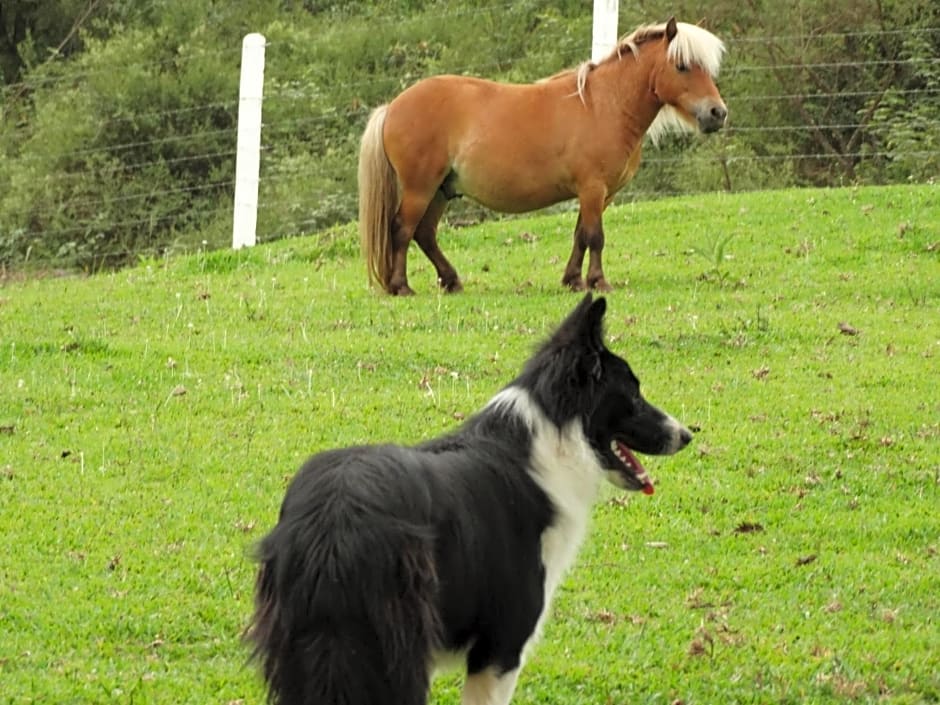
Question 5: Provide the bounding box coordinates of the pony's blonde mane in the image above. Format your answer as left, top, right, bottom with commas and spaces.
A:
547, 21, 726, 145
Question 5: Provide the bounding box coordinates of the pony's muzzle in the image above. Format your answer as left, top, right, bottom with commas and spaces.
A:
696, 101, 727, 133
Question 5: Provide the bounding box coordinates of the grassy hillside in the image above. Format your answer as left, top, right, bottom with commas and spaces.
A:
1, 184, 938, 703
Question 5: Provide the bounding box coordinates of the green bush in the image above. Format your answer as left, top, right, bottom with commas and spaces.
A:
0, 0, 936, 270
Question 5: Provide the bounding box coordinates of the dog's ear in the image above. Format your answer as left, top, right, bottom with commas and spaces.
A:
540, 294, 608, 386
554, 293, 607, 351
584, 296, 607, 352
553, 293, 592, 344
581, 297, 607, 380
558, 294, 607, 382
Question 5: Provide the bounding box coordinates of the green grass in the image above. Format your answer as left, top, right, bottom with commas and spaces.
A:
1, 184, 938, 704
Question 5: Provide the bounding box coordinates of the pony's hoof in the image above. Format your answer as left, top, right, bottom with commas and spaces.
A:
589, 278, 614, 293
563, 277, 587, 292
439, 277, 463, 293
389, 283, 416, 296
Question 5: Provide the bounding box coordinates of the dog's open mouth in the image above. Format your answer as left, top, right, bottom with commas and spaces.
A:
610, 440, 655, 495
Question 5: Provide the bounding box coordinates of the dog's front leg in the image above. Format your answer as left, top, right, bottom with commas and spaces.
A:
461, 666, 521, 705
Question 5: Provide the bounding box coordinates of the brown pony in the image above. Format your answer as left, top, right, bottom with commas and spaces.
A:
359, 17, 727, 295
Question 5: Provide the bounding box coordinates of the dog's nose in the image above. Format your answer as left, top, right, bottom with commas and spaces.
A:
678, 426, 693, 449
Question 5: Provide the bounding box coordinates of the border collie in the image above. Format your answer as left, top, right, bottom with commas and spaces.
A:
247, 294, 692, 705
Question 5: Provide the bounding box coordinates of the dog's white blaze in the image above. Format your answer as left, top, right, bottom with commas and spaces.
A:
530, 417, 603, 598
487, 386, 604, 660
485, 386, 542, 434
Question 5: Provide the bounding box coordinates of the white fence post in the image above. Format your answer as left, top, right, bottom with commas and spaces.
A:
232, 33, 266, 250
591, 0, 620, 63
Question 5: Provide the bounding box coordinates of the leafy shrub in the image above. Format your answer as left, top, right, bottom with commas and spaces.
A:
0, 0, 936, 270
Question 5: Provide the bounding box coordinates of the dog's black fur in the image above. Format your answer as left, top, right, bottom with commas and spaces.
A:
247, 295, 691, 705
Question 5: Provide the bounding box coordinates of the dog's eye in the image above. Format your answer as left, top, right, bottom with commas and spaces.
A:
677, 62, 689, 73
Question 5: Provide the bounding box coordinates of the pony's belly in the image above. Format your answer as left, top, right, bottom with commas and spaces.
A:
454, 171, 572, 214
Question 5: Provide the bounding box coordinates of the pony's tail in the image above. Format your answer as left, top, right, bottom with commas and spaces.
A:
245, 518, 440, 705
358, 104, 399, 292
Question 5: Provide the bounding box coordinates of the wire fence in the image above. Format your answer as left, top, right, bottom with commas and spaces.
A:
2, 14, 938, 267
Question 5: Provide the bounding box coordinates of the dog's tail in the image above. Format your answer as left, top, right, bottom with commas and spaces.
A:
246, 513, 440, 705
358, 104, 399, 292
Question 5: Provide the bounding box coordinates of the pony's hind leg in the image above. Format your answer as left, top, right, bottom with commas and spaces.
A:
413, 191, 462, 293
388, 192, 435, 296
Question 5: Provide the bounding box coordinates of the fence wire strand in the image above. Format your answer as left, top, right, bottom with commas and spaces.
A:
2, 16, 938, 260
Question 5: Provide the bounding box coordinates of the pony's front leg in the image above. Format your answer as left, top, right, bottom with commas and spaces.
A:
563, 191, 612, 292
584, 217, 613, 293
561, 212, 588, 291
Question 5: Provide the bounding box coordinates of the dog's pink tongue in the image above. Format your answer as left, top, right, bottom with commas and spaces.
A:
617, 441, 655, 495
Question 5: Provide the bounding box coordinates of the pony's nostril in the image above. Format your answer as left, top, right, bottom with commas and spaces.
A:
697, 104, 727, 133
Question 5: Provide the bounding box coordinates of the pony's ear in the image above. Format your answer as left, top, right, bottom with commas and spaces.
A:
665, 16, 678, 41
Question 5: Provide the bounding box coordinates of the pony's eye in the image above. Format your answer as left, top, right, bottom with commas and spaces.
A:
677, 63, 690, 73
